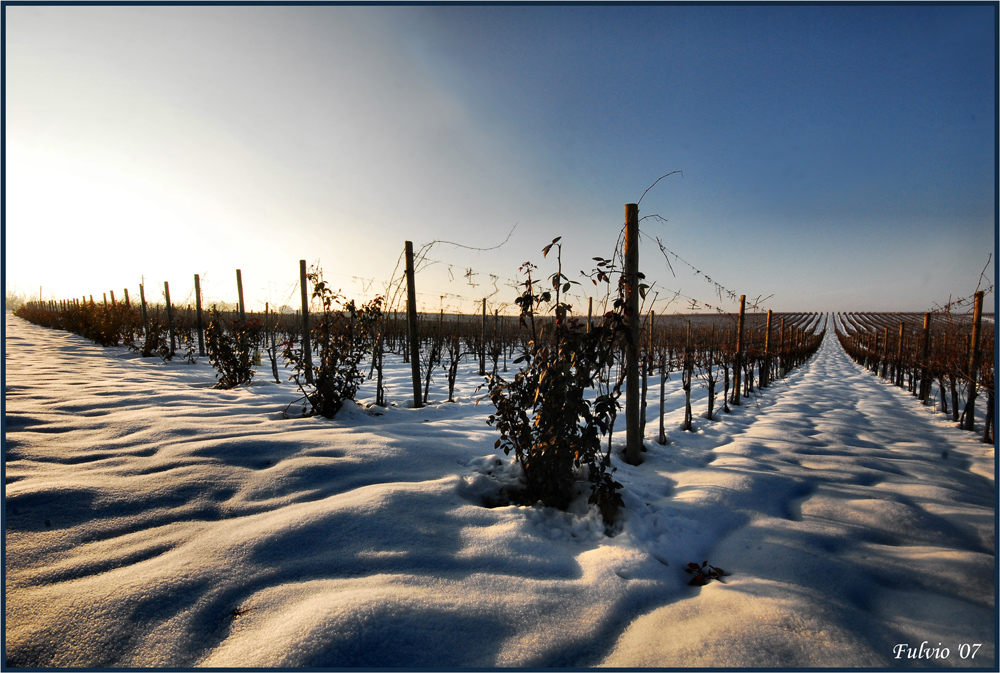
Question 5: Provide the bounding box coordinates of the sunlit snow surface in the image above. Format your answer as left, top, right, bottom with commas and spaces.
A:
4, 315, 995, 668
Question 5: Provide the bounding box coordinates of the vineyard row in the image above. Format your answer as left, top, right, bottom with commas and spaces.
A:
9, 220, 828, 529
12, 285, 825, 428
834, 296, 994, 444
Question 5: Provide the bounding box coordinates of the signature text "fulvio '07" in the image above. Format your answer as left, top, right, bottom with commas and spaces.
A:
893, 642, 982, 661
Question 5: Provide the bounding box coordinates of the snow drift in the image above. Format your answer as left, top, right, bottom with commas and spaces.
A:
4, 314, 995, 667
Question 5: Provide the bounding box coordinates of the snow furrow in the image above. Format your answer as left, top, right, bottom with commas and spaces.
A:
602, 329, 995, 667
4, 315, 995, 668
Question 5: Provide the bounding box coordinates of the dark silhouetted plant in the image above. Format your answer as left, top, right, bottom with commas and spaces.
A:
485, 238, 629, 527
685, 561, 727, 586
283, 266, 383, 418
205, 308, 259, 388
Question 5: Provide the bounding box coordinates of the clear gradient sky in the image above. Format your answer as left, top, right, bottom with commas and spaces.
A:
4, 4, 996, 316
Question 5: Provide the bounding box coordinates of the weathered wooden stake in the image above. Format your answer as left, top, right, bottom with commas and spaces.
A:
265, 303, 281, 383
164, 281, 176, 356
299, 260, 314, 384
732, 295, 746, 406
683, 320, 693, 431
236, 269, 246, 324
881, 326, 890, 378
375, 326, 386, 407
778, 318, 786, 377
501, 310, 508, 373
640, 313, 650, 437
762, 310, 772, 388
479, 297, 487, 376
707, 324, 717, 419
963, 291, 984, 431
648, 309, 655, 375
657, 348, 668, 445
194, 274, 205, 357
920, 313, 931, 404
624, 203, 642, 464
873, 329, 881, 376
400, 310, 409, 364
493, 309, 500, 377
139, 284, 150, 339
896, 322, 905, 387
405, 242, 423, 408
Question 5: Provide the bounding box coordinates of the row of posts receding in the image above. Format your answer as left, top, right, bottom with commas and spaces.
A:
838, 292, 990, 441
24, 213, 801, 451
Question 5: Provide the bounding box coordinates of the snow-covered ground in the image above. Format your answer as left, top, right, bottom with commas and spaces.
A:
4, 313, 995, 668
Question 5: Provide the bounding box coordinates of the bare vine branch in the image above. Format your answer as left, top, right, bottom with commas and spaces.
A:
425, 223, 518, 253
637, 171, 683, 207
974, 253, 993, 295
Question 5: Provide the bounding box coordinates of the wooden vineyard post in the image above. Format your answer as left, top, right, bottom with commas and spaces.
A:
762, 310, 773, 388
479, 298, 487, 376
405, 241, 423, 408
587, 297, 593, 334
640, 310, 653, 437
491, 309, 500, 377
624, 203, 642, 465
265, 303, 281, 384
501, 311, 508, 373
920, 313, 931, 404
647, 309, 656, 375
658, 333, 668, 445
703, 324, 717, 419
299, 260, 314, 384
139, 284, 151, 341
164, 281, 176, 356
778, 318, 786, 377
872, 329, 881, 376
400, 310, 409, 364
906, 322, 916, 392
375, 319, 386, 407
194, 274, 205, 357
236, 269, 246, 324
881, 326, 890, 379
732, 295, 746, 406
896, 322, 905, 388
963, 291, 984, 431
683, 320, 693, 431
124, 288, 130, 308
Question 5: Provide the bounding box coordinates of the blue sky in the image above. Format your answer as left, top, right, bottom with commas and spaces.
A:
4, 4, 996, 315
